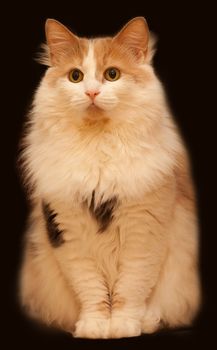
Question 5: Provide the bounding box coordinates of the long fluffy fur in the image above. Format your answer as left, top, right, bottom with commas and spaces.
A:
19, 18, 201, 339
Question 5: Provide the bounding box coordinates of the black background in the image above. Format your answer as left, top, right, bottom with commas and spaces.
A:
3, 1, 216, 349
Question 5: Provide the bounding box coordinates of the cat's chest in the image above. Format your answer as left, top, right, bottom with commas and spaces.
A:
59, 136, 141, 197
31, 130, 157, 202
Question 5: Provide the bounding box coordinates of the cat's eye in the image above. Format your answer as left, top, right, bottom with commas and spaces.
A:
69, 69, 84, 83
104, 67, 120, 82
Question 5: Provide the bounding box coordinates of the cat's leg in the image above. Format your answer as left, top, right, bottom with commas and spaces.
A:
54, 242, 111, 338
110, 206, 168, 338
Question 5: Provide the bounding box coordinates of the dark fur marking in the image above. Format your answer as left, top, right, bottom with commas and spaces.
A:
89, 191, 117, 233
42, 201, 64, 247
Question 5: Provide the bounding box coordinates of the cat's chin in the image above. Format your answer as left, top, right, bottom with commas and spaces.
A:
84, 104, 107, 120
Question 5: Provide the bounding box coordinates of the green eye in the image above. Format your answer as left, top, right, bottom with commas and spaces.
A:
69, 69, 84, 83
104, 67, 120, 81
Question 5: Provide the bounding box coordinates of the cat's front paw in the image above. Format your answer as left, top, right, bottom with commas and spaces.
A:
142, 310, 161, 334
110, 316, 142, 338
74, 318, 110, 339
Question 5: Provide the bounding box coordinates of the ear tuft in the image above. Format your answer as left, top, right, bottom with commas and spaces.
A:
147, 32, 158, 63
35, 43, 51, 66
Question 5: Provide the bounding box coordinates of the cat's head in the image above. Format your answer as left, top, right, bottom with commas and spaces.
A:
36, 18, 162, 124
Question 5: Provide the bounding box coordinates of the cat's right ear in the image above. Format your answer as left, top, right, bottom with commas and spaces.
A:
45, 19, 79, 66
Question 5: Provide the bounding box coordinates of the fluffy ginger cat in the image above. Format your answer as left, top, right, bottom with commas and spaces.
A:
19, 17, 201, 338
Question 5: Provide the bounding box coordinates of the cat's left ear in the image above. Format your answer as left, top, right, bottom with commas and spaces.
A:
113, 17, 156, 63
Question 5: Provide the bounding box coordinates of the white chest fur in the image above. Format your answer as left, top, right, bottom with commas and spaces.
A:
26, 119, 178, 205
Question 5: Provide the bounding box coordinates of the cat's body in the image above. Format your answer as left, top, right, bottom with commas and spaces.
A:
19, 18, 201, 338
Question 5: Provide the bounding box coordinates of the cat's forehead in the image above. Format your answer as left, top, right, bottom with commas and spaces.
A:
81, 38, 113, 72
83, 38, 138, 75
60, 37, 112, 69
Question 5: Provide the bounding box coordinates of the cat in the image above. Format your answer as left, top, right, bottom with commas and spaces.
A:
18, 17, 201, 338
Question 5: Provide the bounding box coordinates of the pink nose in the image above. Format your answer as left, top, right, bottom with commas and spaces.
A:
85, 90, 100, 100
